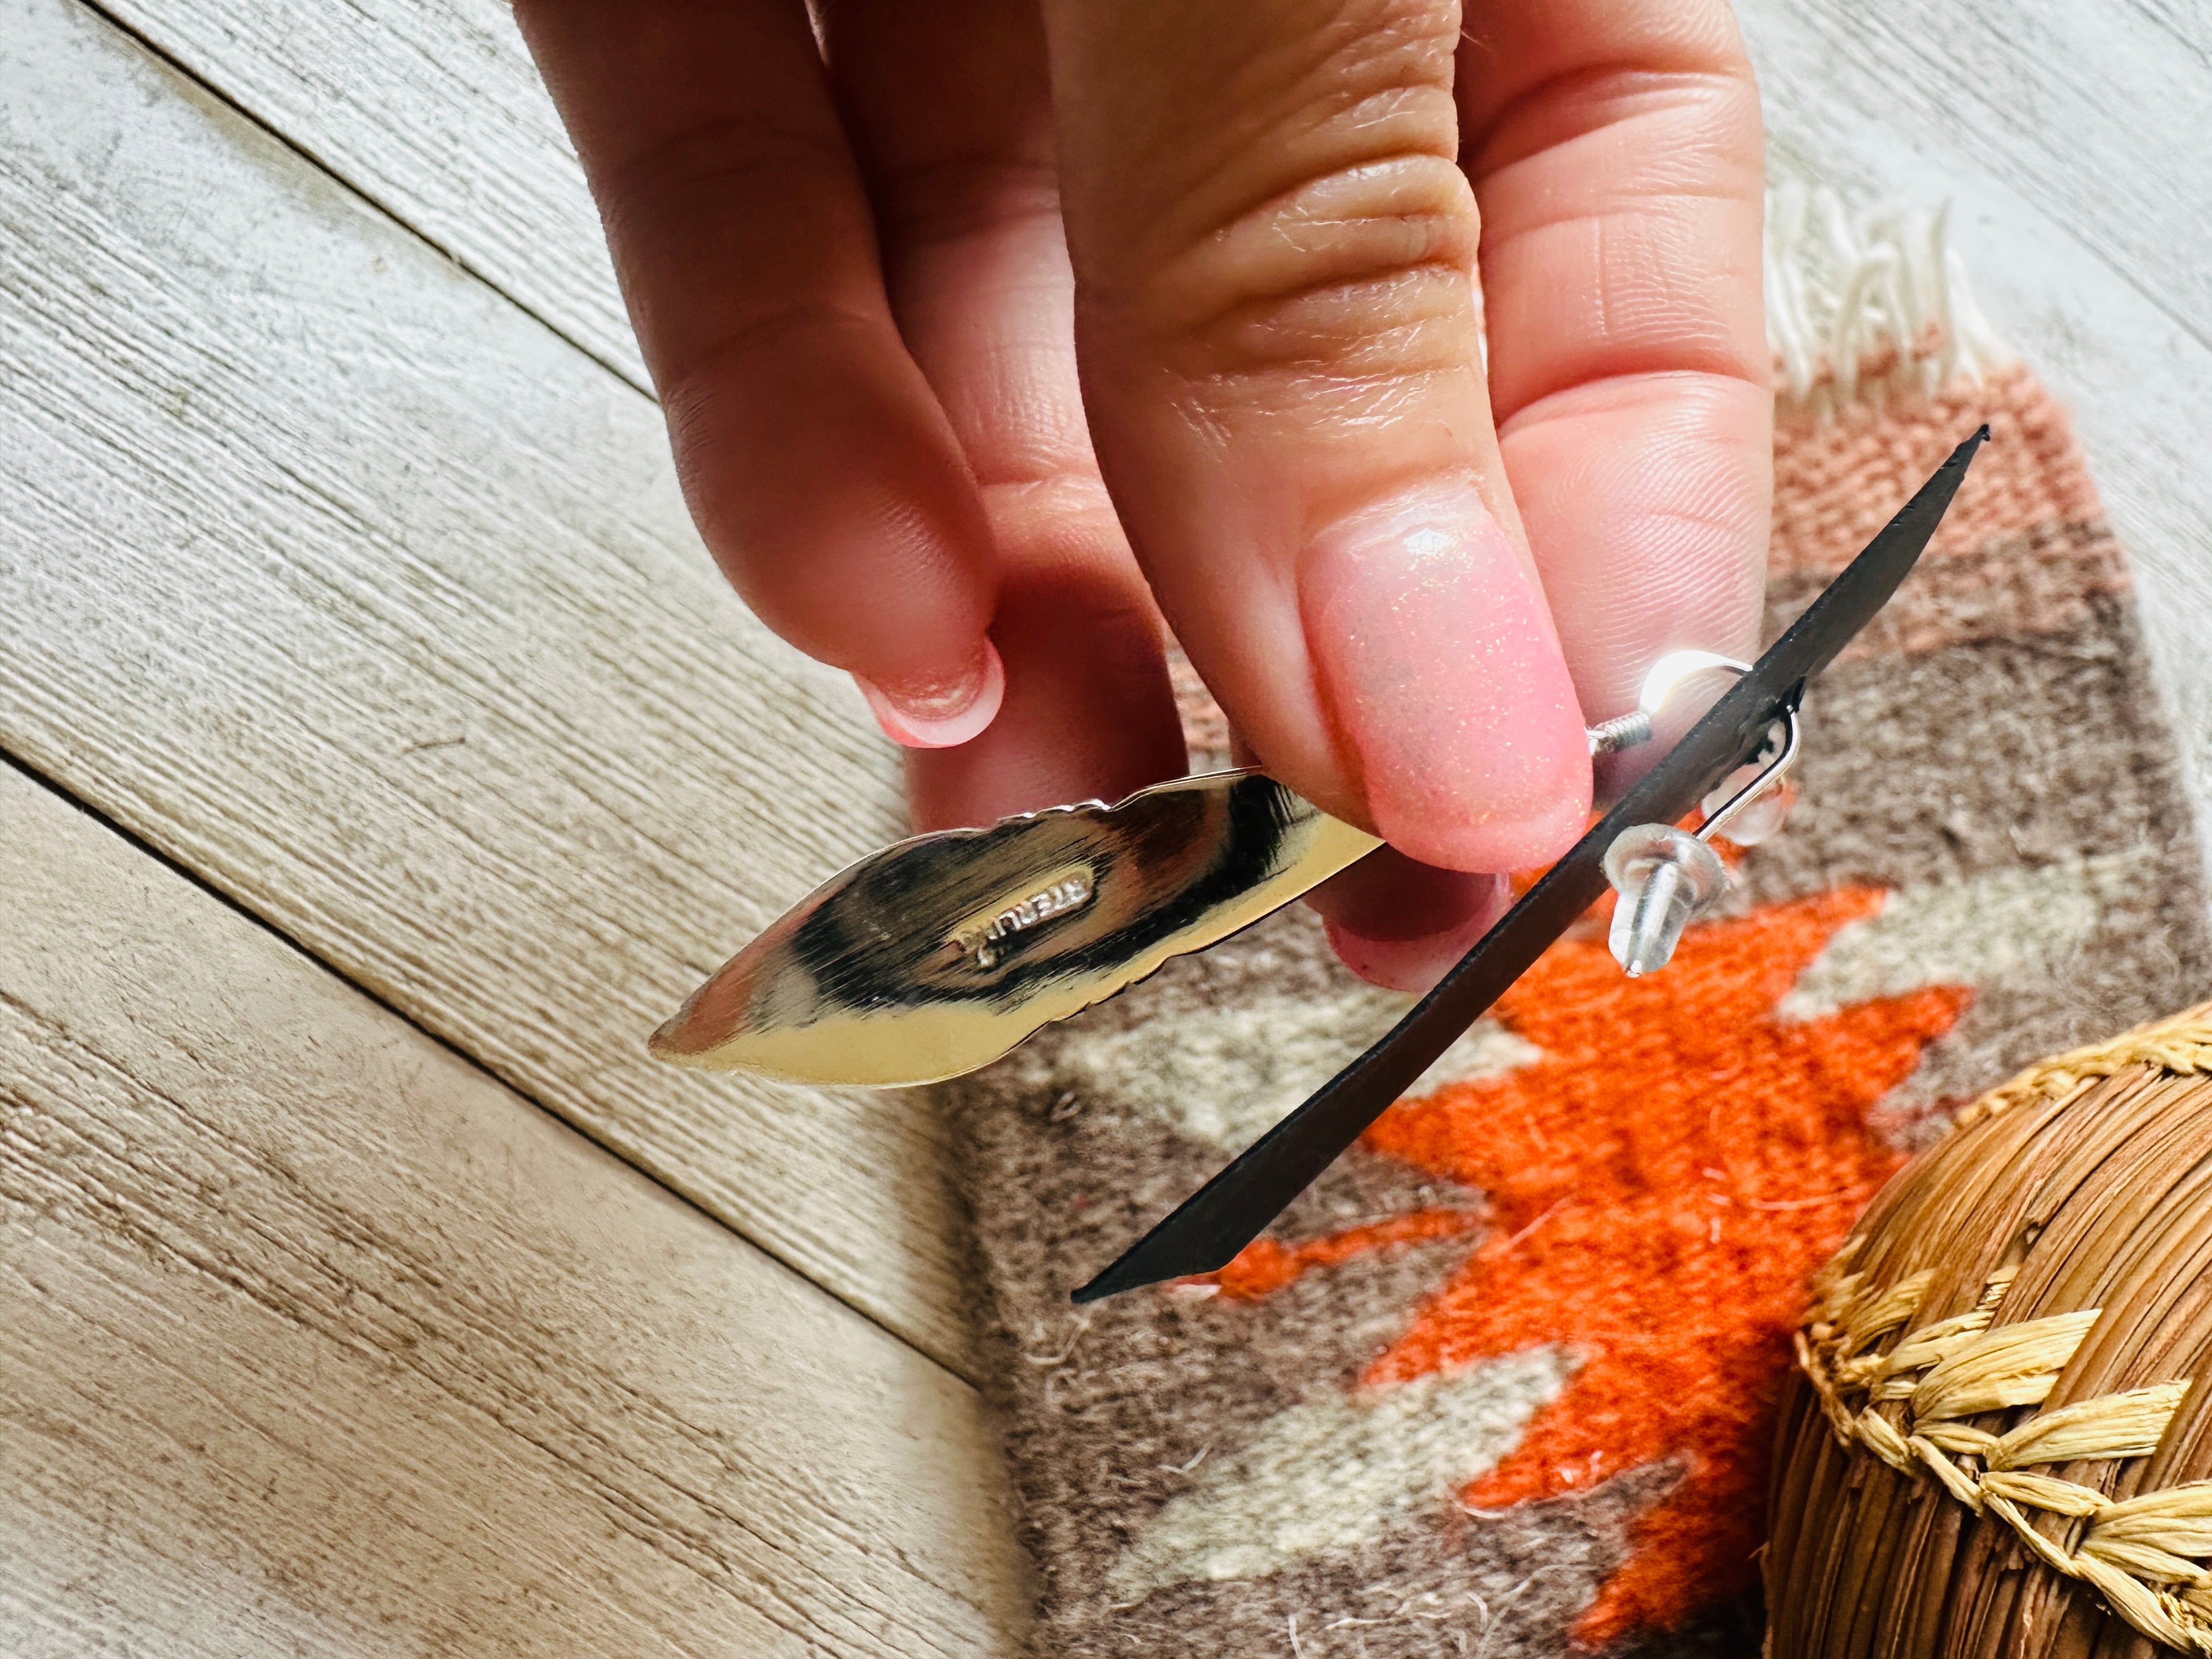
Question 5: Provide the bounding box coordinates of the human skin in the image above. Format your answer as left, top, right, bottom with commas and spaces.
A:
514, 0, 1770, 991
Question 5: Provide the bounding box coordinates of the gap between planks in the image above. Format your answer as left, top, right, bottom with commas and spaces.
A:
1, 763, 1030, 1655
1, 0, 979, 1372
1, 747, 940, 1380
75, 0, 650, 394
66, 0, 2212, 918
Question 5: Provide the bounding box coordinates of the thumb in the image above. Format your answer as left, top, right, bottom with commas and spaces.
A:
1041, 0, 1590, 874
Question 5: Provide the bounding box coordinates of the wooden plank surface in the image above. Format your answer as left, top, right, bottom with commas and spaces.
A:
3, 2, 2203, 1651
0, 0, 982, 1369
99, 0, 2212, 850
1734, 0, 2212, 885
1740, 0, 2212, 345
10, 0, 2209, 1385
0, 765, 1028, 1657
100, 0, 646, 387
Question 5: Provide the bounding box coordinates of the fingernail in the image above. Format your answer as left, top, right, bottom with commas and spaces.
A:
1302, 483, 1590, 872
856, 640, 1005, 749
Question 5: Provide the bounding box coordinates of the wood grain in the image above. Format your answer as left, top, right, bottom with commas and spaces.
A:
1738, 0, 2212, 346
1734, 0, 2212, 888
14, 0, 2211, 1379
0, 0, 978, 1369
0, 765, 1029, 1657
100, 0, 646, 387
100, 0, 2212, 859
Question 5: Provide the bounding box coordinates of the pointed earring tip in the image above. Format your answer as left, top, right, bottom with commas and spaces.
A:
1071, 1247, 1141, 1303
1070, 1271, 1124, 1305
1938, 426, 1989, 472
1072, 1238, 1218, 1304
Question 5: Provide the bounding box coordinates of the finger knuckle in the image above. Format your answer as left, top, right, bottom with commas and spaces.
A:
1113, 0, 1482, 387
1170, 160, 1480, 387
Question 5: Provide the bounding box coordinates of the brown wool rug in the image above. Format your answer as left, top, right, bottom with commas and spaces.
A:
936, 200, 2212, 1657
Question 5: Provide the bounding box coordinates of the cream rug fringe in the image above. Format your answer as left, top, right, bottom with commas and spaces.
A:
1767, 185, 2015, 411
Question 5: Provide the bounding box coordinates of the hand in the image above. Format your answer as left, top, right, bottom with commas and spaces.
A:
515, 0, 1770, 991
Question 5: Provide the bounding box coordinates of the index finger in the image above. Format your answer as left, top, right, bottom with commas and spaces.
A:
514, 0, 1005, 738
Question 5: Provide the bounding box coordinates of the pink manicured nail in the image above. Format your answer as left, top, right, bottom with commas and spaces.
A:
856, 640, 1006, 749
1302, 483, 1590, 872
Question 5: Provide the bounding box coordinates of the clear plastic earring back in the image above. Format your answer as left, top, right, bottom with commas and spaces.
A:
1590, 653, 1803, 976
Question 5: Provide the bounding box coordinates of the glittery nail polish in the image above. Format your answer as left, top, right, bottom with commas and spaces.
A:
1302, 483, 1589, 872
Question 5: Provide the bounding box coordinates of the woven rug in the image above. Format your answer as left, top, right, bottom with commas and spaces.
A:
938, 199, 2212, 1657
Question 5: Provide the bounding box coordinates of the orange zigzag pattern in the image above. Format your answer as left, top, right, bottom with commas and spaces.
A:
1210, 886, 1967, 1645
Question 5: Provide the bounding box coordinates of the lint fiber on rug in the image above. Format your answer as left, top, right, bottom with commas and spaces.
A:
935, 196, 2212, 1658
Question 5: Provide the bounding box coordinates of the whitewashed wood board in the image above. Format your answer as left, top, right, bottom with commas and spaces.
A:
1735, 0, 2212, 882
101, 0, 644, 386
0, 766, 1029, 1657
10, 0, 2210, 1389
106, 0, 2211, 414
0, 0, 981, 1369
85, 0, 2212, 840
1738, 0, 2212, 342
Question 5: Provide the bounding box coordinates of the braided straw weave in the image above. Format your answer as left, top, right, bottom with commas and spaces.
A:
1770, 1006, 2212, 1656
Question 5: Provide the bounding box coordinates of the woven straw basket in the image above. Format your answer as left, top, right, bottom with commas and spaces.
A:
1768, 1005, 2212, 1657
